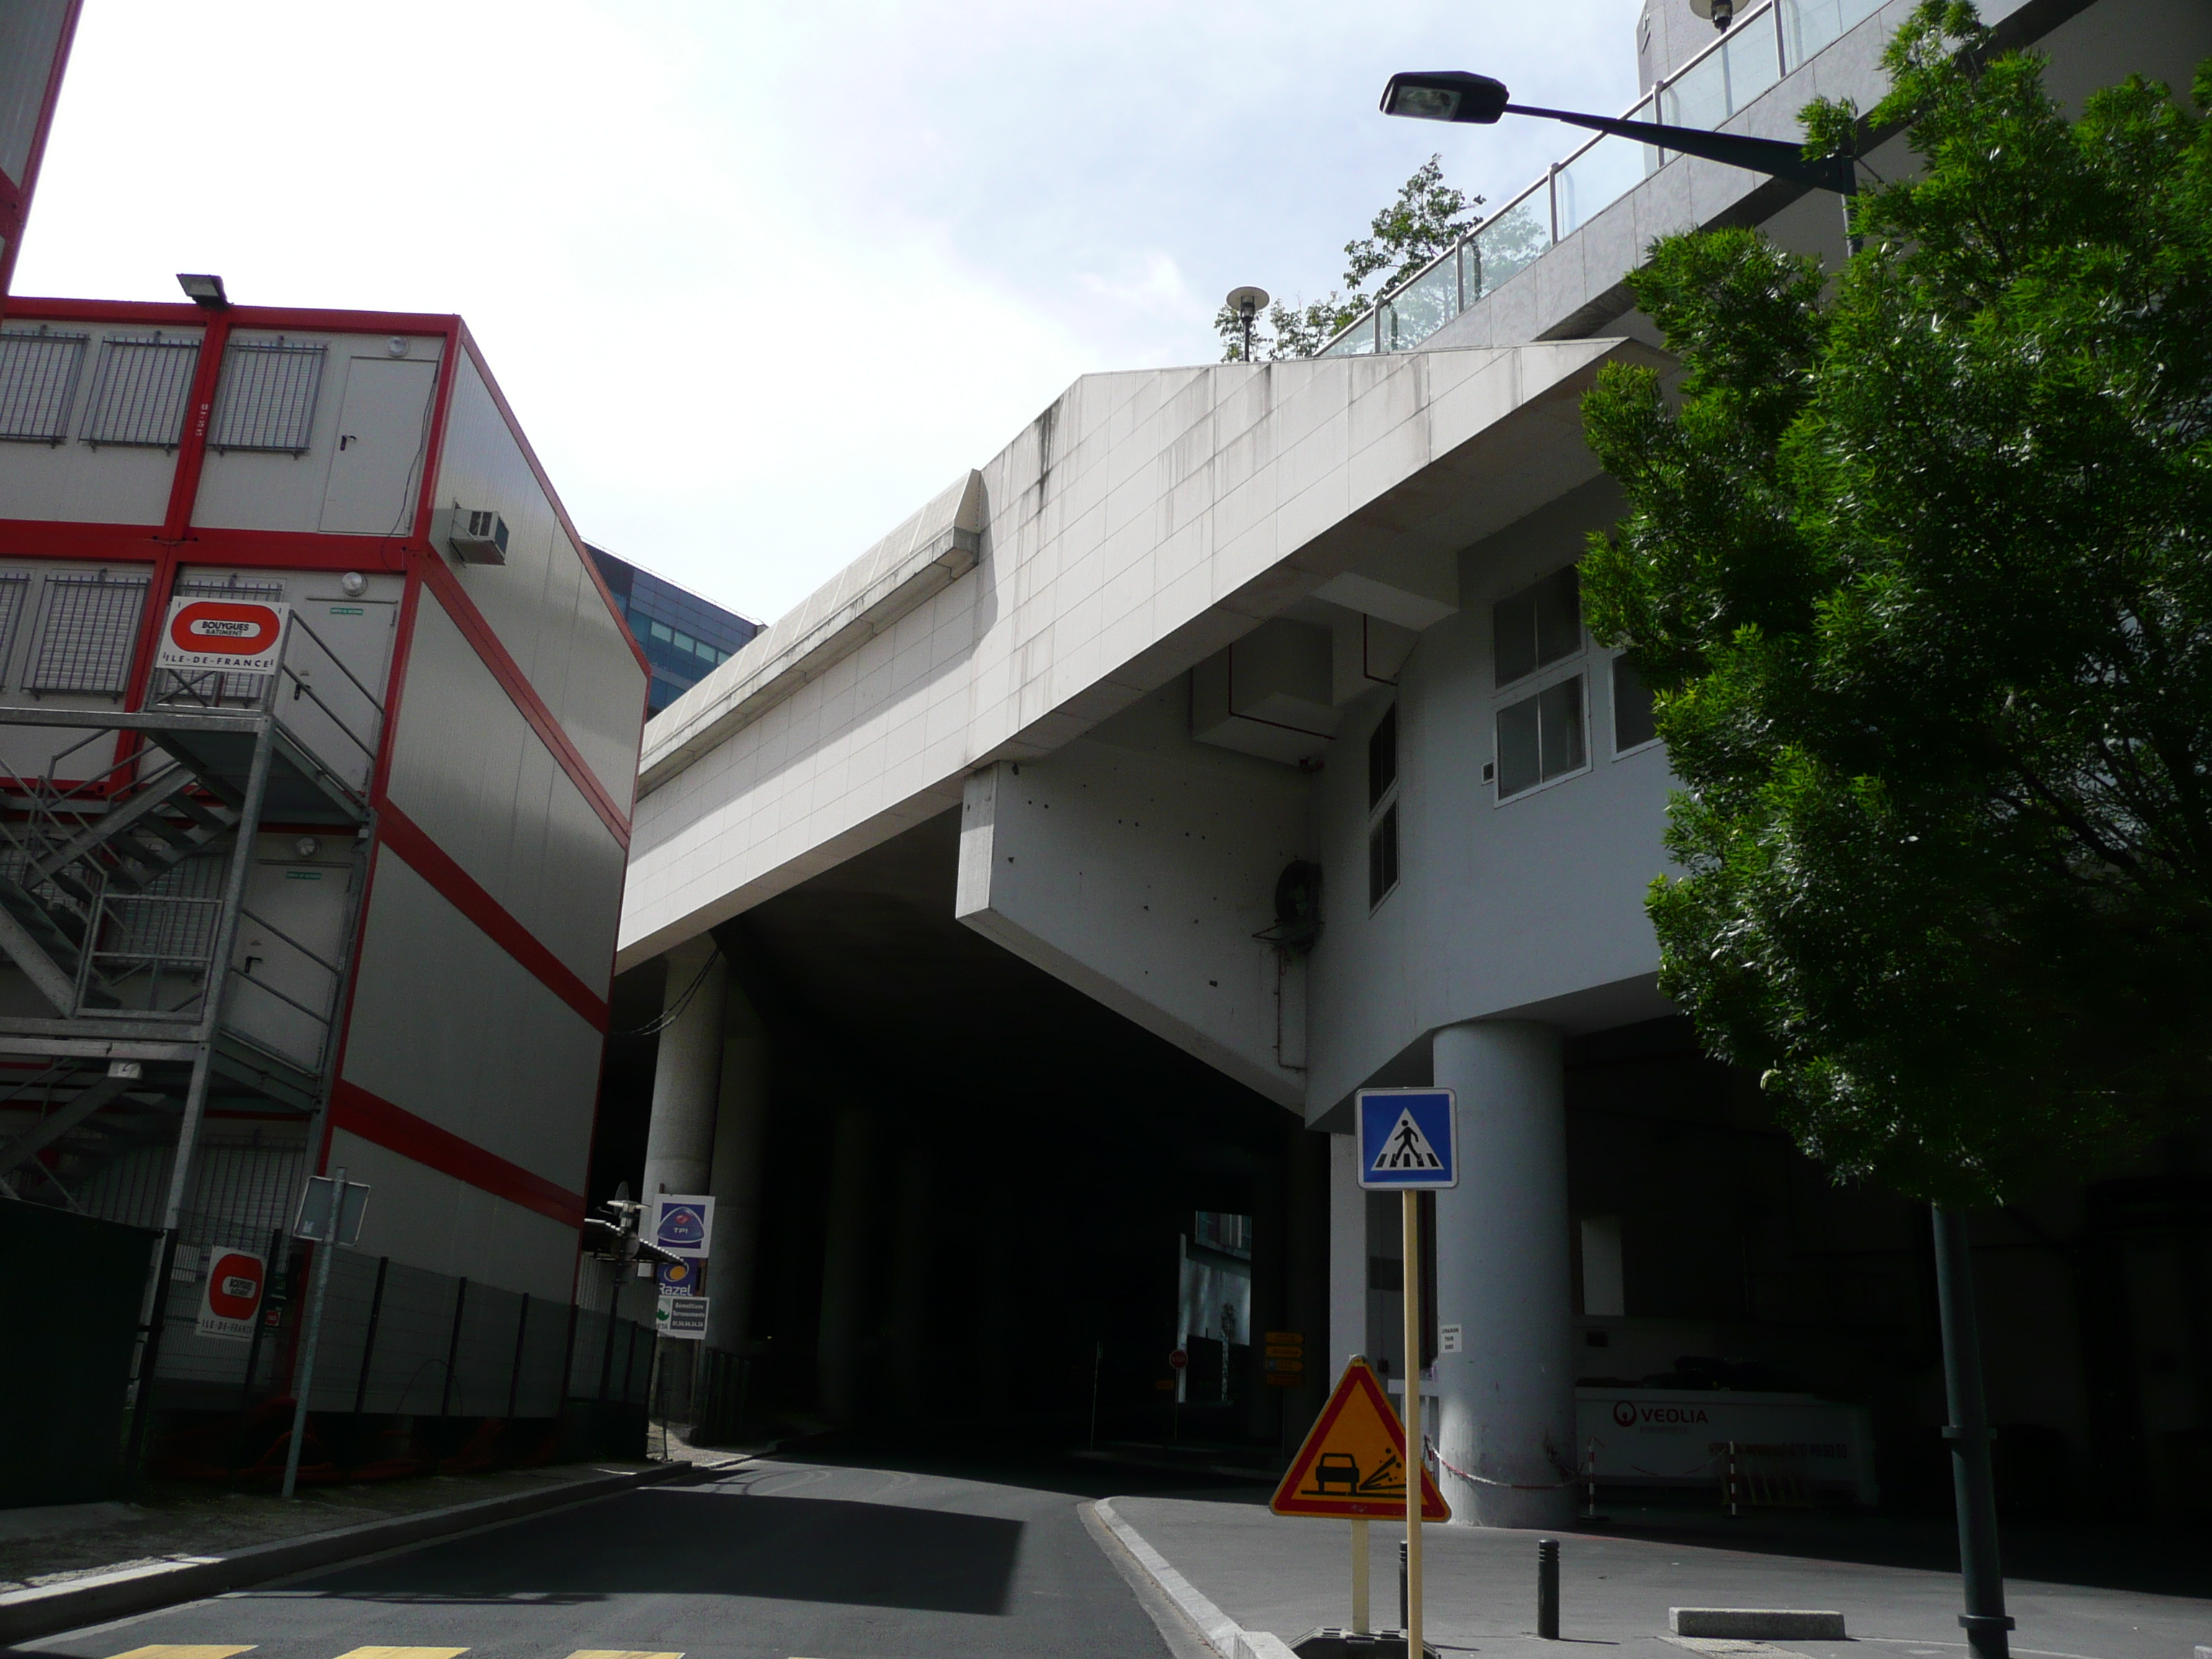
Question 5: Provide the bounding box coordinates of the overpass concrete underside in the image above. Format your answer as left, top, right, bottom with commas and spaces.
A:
596, 805, 1331, 1449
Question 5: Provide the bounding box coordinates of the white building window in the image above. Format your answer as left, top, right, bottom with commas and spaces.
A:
28, 570, 150, 695
0, 328, 88, 444
83, 334, 199, 449
1367, 702, 1400, 907
210, 339, 325, 454
1491, 565, 1589, 800
1611, 654, 1658, 753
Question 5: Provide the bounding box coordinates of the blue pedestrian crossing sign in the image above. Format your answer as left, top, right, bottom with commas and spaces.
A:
1356, 1088, 1457, 1190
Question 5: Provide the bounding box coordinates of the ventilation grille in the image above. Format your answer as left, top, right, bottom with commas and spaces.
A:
0, 328, 88, 443
211, 339, 325, 454
28, 570, 150, 693
83, 334, 199, 448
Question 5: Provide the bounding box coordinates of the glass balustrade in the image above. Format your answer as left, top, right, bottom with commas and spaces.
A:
1556, 115, 1660, 239
1470, 189, 1553, 302
1314, 0, 1912, 361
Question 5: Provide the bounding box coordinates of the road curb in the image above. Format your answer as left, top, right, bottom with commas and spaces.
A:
0, 1457, 730, 1646
1091, 1498, 1298, 1659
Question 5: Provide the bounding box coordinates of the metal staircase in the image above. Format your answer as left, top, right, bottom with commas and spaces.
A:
0, 616, 381, 1218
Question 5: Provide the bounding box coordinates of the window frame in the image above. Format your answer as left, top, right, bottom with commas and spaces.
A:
1608, 649, 1662, 759
1488, 565, 1592, 805
1366, 701, 1402, 912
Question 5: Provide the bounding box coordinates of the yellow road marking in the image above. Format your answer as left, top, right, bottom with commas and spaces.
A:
330, 1650, 469, 1659
106, 1648, 257, 1659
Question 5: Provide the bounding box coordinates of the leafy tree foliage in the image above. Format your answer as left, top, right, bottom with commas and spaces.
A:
1579, 3, 2212, 1205
1217, 156, 1483, 360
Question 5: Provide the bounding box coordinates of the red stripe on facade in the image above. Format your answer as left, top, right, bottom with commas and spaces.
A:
160, 313, 232, 540
416, 566, 633, 845
376, 803, 610, 1032
330, 1079, 584, 1228
3, 297, 462, 336
0, 522, 426, 572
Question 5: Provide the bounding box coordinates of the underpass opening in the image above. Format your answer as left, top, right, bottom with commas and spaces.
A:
596, 805, 1329, 1462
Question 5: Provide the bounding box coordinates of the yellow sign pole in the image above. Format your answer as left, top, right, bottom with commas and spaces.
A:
1402, 1190, 1423, 1659
1351, 1514, 1370, 1632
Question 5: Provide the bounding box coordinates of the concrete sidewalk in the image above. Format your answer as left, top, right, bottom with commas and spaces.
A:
1100, 1494, 2212, 1659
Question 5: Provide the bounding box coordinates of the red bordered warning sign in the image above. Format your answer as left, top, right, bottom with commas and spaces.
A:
153, 598, 290, 674
1270, 1357, 1450, 1521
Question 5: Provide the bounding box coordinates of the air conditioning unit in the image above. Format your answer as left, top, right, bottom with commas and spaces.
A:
443, 506, 510, 565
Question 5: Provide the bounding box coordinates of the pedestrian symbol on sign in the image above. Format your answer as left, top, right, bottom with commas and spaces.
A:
1372, 1110, 1443, 1173
1355, 1088, 1457, 1191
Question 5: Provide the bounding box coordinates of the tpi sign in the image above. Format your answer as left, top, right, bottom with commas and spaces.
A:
153, 598, 290, 675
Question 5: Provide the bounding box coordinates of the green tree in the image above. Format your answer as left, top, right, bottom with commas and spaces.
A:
1218, 156, 1483, 361
1578, 2, 2212, 1205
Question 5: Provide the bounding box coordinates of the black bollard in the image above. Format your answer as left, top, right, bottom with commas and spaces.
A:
1537, 1537, 1560, 1640
1399, 1537, 1409, 1632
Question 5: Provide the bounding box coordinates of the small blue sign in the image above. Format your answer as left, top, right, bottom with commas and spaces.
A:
1356, 1088, 1458, 1190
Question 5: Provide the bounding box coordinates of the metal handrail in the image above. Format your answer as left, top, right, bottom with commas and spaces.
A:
1318, 0, 1789, 357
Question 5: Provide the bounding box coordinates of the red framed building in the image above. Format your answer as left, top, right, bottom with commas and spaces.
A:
0, 296, 648, 1393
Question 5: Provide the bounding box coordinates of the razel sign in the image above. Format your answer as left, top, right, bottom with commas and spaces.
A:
153, 598, 290, 675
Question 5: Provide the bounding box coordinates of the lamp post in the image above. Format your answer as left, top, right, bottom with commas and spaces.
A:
1381, 66, 2007, 1659
1378, 70, 1856, 246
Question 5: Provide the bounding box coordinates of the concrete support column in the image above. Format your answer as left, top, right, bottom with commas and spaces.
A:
817, 1105, 875, 1421
1431, 1020, 1575, 1528
1328, 1133, 1366, 1379
639, 938, 724, 1201
703, 976, 770, 1355
884, 1141, 932, 1419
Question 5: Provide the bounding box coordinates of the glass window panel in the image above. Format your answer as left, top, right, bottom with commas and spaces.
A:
649, 620, 673, 642
1613, 655, 1658, 750
1719, 21, 1783, 116
1493, 588, 1538, 686
1557, 131, 1655, 238
1534, 566, 1582, 666
673, 631, 696, 652
1470, 194, 1552, 300
1662, 48, 1730, 128
1780, 0, 1886, 69
1367, 703, 1397, 809
1382, 253, 1460, 351
1321, 314, 1379, 357
1538, 675, 1587, 778
1496, 693, 1541, 797
1368, 802, 1400, 906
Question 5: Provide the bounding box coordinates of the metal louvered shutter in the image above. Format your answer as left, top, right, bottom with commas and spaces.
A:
83, 335, 199, 448
28, 570, 150, 694
210, 340, 325, 454
0, 329, 88, 443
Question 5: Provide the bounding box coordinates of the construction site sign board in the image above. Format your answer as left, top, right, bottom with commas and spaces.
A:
195, 1247, 267, 1342
1355, 1087, 1458, 1190
657, 1295, 709, 1339
1270, 1357, 1450, 1521
154, 598, 290, 675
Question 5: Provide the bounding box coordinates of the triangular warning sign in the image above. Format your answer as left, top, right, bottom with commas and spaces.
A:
1271, 1358, 1449, 1521
1370, 1110, 1445, 1174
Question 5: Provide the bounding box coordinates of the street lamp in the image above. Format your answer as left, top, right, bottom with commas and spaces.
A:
1382, 62, 2014, 1659
1379, 70, 1855, 194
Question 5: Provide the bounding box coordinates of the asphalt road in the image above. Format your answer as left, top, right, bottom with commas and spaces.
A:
20, 1459, 1195, 1659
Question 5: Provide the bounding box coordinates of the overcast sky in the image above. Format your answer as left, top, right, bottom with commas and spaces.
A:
19, 0, 1644, 626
